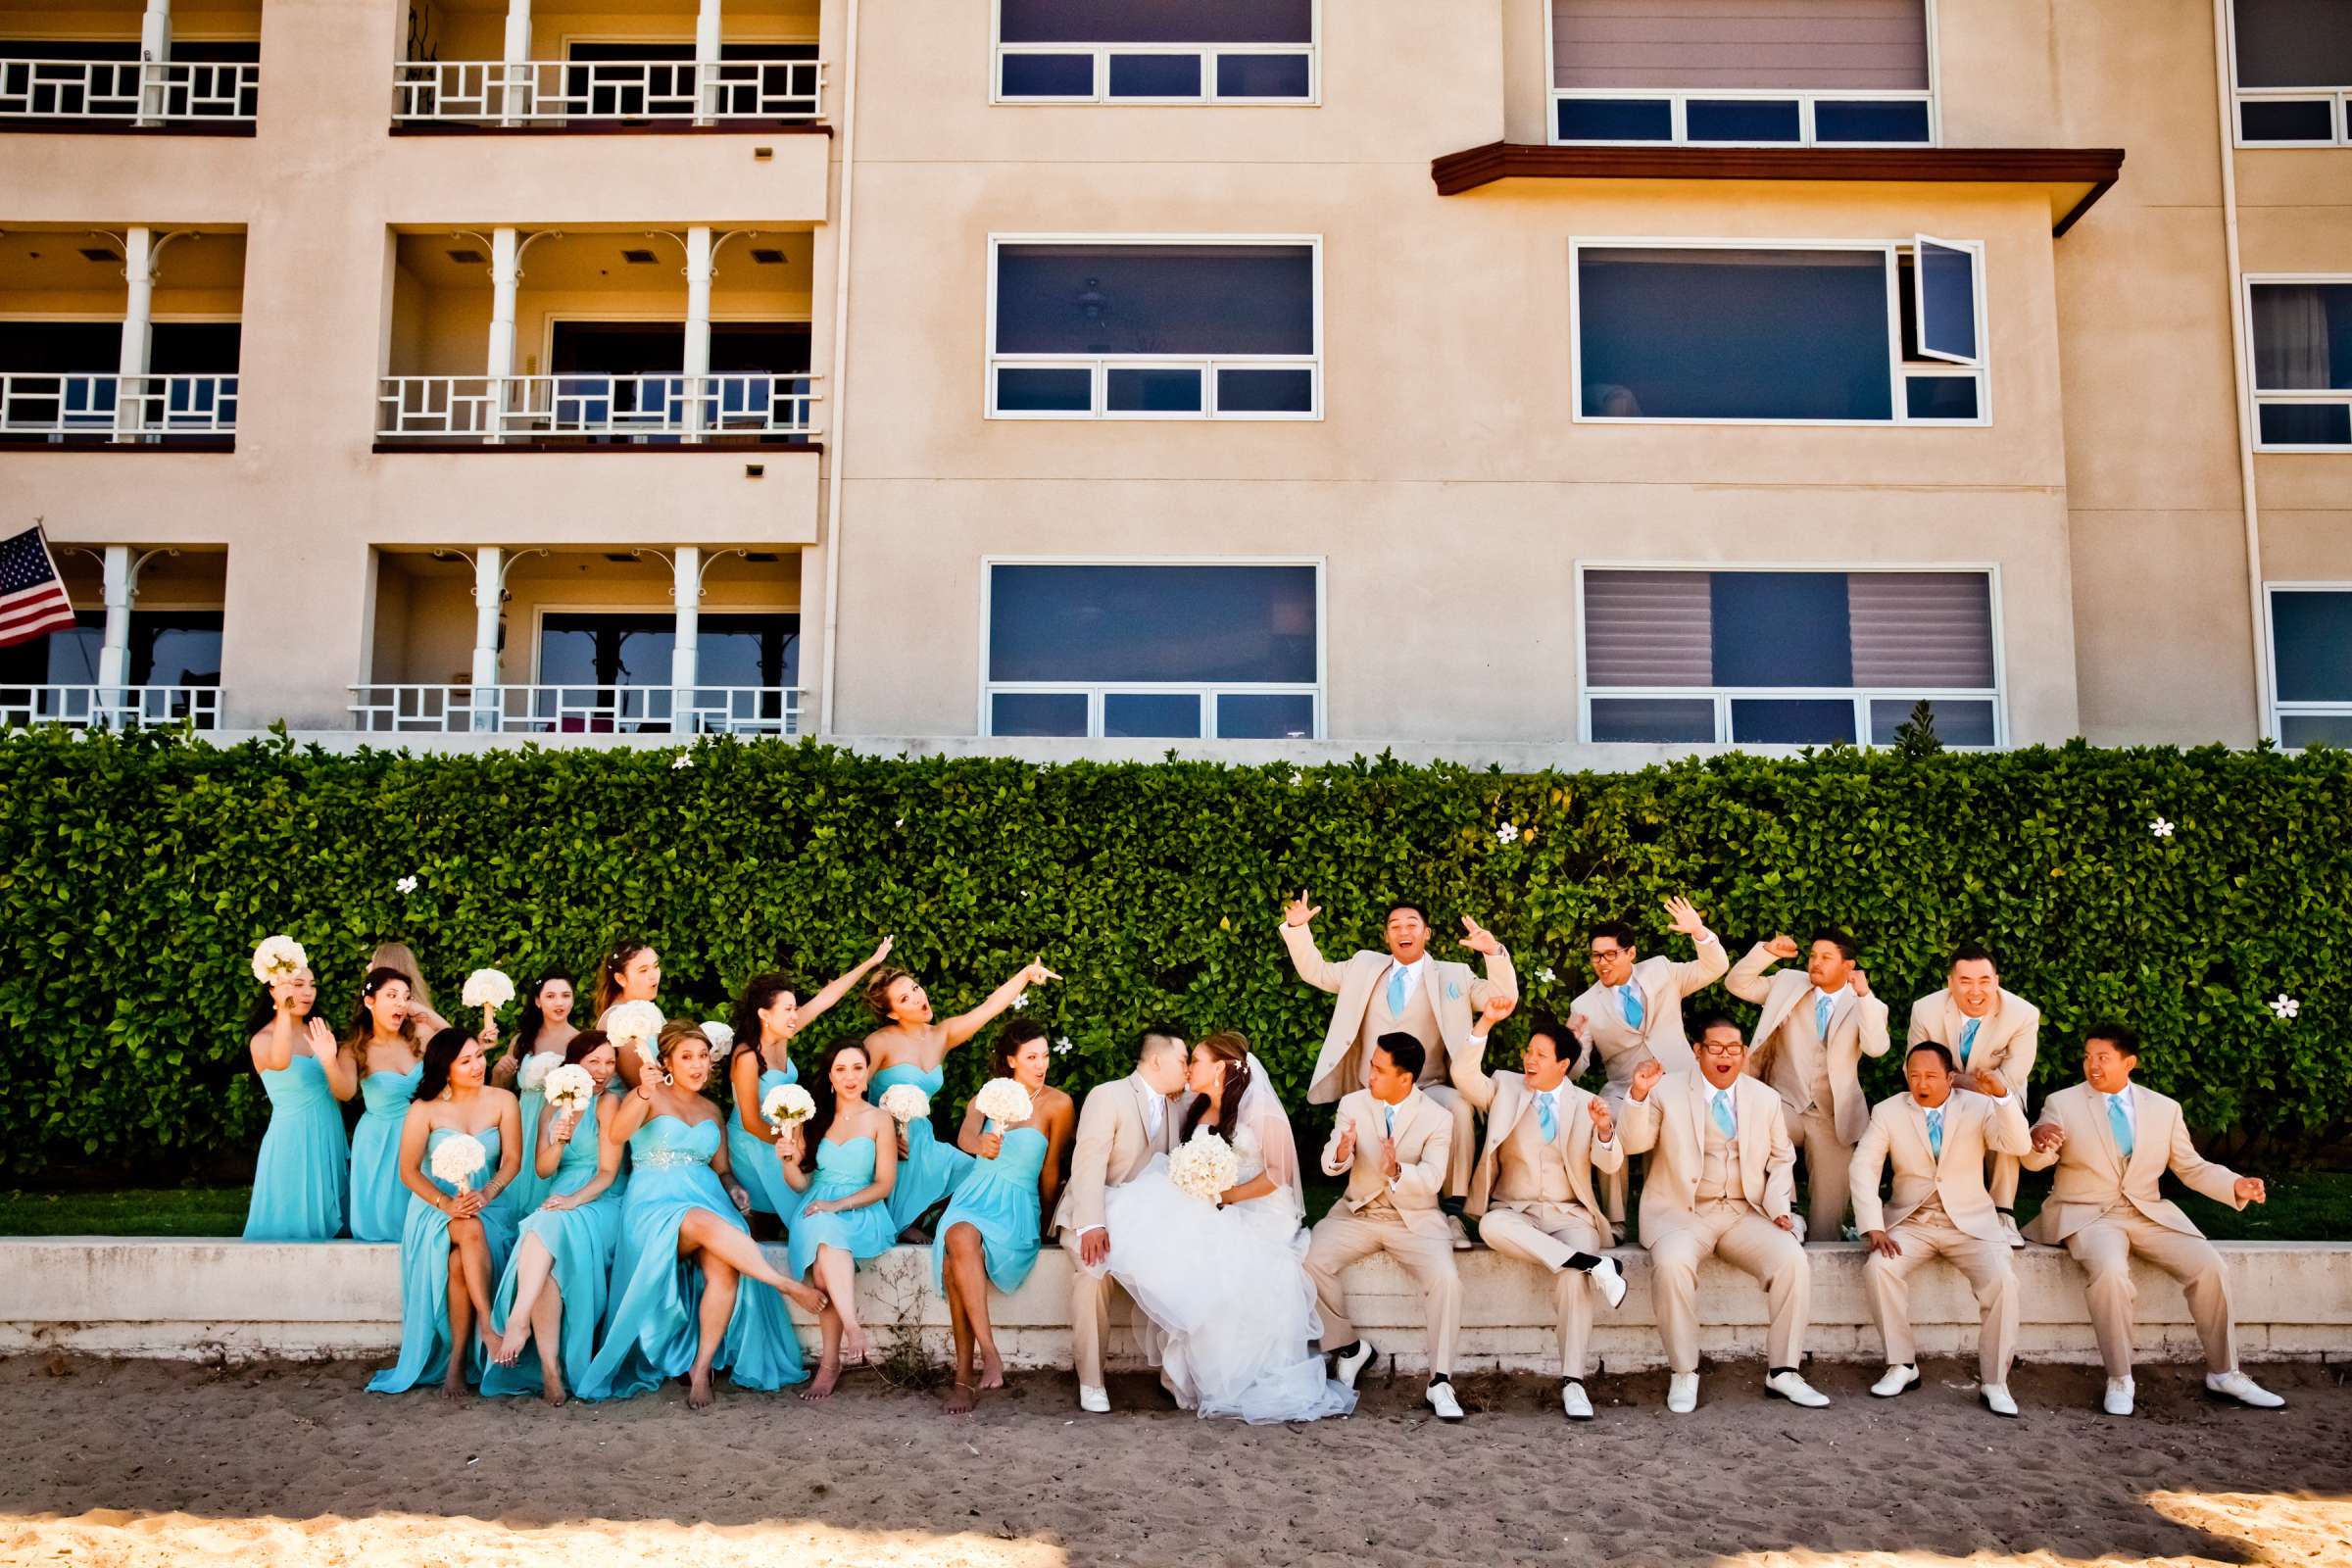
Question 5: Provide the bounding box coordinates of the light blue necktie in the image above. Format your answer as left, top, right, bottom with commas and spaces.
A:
2106, 1093, 2134, 1158
1958, 1017, 1982, 1067
1383, 1102, 1396, 1139
1536, 1092, 1558, 1145
1710, 1089, 1737, 1139
1386, 967, 1407, 1017
1620, 984, 1644, 1030
1813, 993, 1834, 1038
1927, 1105, 1945, 1159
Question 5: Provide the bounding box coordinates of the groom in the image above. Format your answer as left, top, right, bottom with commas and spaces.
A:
1054, 1025, 1195, 1414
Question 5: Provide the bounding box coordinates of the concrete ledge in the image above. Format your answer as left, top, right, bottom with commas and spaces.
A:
5, 1239, 2347, 1372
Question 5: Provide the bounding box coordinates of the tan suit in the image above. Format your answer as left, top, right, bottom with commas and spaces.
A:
1573, 939, 1730, 1228
1851, 1088, 2033, 1383
1304, 1088, 1461, 1374
1907, 988, 2041, 1211
1729, 944, 1892, 1241
2022, 1082, 2249, 1376
1054, 1073, 1192, 1389
1620, 1072, 1810, 1373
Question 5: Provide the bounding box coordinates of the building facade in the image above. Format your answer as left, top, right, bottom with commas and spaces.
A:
1, 0, 2345, 758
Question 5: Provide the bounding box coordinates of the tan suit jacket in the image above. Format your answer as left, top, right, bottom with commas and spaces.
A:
1619, 1072, 1796, 1241
1906, 988, 2041, 1097
1053, 1073, 1193, 1239
1281, 922, 1515, 1103
1571, 941, 1730, 1088
1729, 943, 1890, 1145
2020, 1082, 2246, 1245
1318, 1087, 1452, 1241
1849, 1088, 2033, 1243
1451, 1043, 1623, 1218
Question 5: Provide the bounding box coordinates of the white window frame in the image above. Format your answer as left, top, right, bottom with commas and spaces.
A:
1567, 236, 1990, 428
2264, 582, 2352, 747
984, 234, 1323, 421
989, 0, 1319, 106
1571, 561, 2008, 748
2225, 0, 2352, 147
2243, 273, 2352, 453
1542, 0, 1940, 148
977, 555, 1327, 740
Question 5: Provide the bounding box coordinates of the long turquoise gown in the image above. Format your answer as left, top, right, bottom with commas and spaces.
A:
349, 1064, 423, 1242
573, 1116, 807, 1400
868, 1060, 972, 1234
785, 1134, 898, 1278
931, 1125, 1049, 1294
504, 1056, 565, 1217
242, 1054, 350, 1241
481, 1095, 622, 1397
727, 1060, 804, 1221
366, 1126, 519, 1394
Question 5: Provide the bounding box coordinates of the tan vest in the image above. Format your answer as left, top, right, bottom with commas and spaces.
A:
1356, 962, 1445, 1085
1695, 1106, 1740, 1203
1494, 1093, 1577, 1206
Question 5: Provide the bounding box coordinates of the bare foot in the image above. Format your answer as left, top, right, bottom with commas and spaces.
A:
943, 1380, 977, 1415
539, 1377, 567, 1409
439, 1364, 467, 1399
494, 1324, 530, 1368
978, 1347, 1004, 1391
478, 1321, 502, 1360
801, 1355, 843, 1400
841, 1327, 871, 1366
781, 1279, 828, 1315
687, 1371, 715, 1410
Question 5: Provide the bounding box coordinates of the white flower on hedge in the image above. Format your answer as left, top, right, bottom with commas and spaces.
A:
1010, 991, 1029, 1009
395, 875, 419, 895
2270, 994, 2300, 1020
762, 1082, 816, 1126
1535, 966, 1556, 985
1054, 1035, 1074, 1056
250, 934, 308, 986
428, 1132, 488, 1194
1496, 822, 1519, 846
973, 1077, 1034, 1130
1170, 1132, 1240, 1204
1292, 770, 1307, 788
515, 1053, 556, 1094
2151, 817, 2175, 839
878, 1083, 930, 1125
671, 753, 694, 770
460, 967, 514, 1011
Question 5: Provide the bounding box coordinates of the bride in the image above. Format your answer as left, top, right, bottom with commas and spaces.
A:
1102, 1032, 1355, 1424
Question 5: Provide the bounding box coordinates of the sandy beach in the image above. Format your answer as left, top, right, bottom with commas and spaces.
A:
1, 1354, 2346, 1568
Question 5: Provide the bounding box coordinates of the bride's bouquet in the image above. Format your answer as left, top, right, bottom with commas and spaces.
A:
972, 1078, 1034, 1131
1170, 1132, 1239, 1204
515, 1053, 556, 1095
761, 1082, 815, 1128
429, 1132, 489, 1195
542, 1063, 595, 1122
251, 935, 308, 986
461, 967, 514, 1015
878, 1084, 931, 1125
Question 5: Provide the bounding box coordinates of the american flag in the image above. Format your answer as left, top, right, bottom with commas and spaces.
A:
0, 524, 79, 650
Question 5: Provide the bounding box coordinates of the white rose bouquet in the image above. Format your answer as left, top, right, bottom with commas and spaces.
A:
701, 1020, 736, 1062
761, 1083, 815, 1128
429, 1132, 489, 1195
1170, 1132, 1239, 1205
972, 1077, 1034, 1131
461, 967, 514, 1012
542, 1063, 595, 1122
604, 1001, 664, 1061
251, 935, 308, 986
878, 1083, 931, 1126
515, 1054, 556, 1095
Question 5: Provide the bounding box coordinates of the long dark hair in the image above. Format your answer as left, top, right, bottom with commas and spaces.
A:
992, 1019, 1047, 1080
1180, 1031, 1252, 1145
731, 970, 796, 1059
594, 940, 653, 1016
243, 979, 323, 1038
344, 965, 421, 1054
415, 1026, 475, 1102
800, 1040, 870, 1171
516, 969, 576, 1055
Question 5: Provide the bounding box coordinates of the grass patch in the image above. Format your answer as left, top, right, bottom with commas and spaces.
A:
0, 1186, 250, 1237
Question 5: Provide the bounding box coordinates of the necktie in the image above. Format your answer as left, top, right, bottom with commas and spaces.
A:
1959, 1017, 1982, 1067
1144, 1092, 1162, 1142
1813, 993, 1834, 1039
1536, 1092, 1558, 1145
1386, 966, 1407, 1017
1927, 1105, 1944, 1159
1710, 1089, 1737, 1139
2107, 1093, 2133, 1158
1383, 1102, 1395, 1139
1620, 984, 1644, 1030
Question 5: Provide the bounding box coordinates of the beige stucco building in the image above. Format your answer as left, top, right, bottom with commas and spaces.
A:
1, 0, 2345, 758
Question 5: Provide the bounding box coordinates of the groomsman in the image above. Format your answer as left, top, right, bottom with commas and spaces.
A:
1282, 892, 1518, 1247
1619, 1017, 1829, 1414
1567, 896, 1729, 1236
1851, 1042, 2034, 1417
2021, 1024, 2284, 1416
1451, 999, 1628, 1421
1906, 943, 2041, 1244
1306, 1035, 1467, 1421
1729, 932, 1891, 1242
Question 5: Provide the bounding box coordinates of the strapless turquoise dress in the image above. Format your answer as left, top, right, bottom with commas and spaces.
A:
367, 1125, 519, 1394
727, 1061, 803, 1220
868, 1060, 972, 1234
480, 1095, 623, 1397
573, 1116, 807, 1399
503, 1055, 566, 1217
784, 1134, 897, 1277
242, 1054, 349, 1240
349, 1064, 422, 1242
931, 1125, 1049, 1294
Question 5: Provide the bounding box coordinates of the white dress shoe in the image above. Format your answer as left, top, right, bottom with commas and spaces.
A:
1981, 1384, 2020, 1418
1998, 1210, 2025, 1250
1332, 1341, 1377, 1391
2206, 1370, 2286, 1408
1446, 1213, 1473, 1251
1588, 1255, 1628, 1310
2103, 1376, 2135, 1416
1425, 1380, 1465, 1421
1764, 1370, 1830, 1407
1666, 1372, 1699, 1413
1871, 1363, 1920, 1397
1560, 1380, 1593, 1421
1078, 1384, 1110, 1414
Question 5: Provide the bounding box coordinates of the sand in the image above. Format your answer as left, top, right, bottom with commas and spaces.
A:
0, 1354, 2347, 1568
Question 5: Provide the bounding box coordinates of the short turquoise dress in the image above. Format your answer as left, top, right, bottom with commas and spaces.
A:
931, 1125, 1049, 1294
503, 1054, 567, 1217
785, 1133, 897, 1277
727, 1059, 804, 1220
242, 1053, 350, 1241
868, 1060, 973, 1234
480, 1094, 622, 1397
349, 1062, 423, 1242
367, 1125, 519, 1394
573, 1116, 807, 1399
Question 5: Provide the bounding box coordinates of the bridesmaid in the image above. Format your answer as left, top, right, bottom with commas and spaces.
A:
863, 958, 1057, 1241
368, 941, 453, 1035
367, 1027, 522, 1396
935, 1020, 1074, 1414
345, 966, 428, 1243
726, 937, 896, 1232
492, 970, 578, 1216
241, 963, 358, 1240
484, 1030, 623, 1404
781, 1040, 900, 1399
576, 1020, 829, 1408
597, 939, 665, 1091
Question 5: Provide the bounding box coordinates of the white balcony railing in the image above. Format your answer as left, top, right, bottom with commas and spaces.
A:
376, 372, 818, 443
391, 58, 823, 125
0, 373, 238, 440
0, 684, 221, 729
348, 684, 807, 736
0, 58, 258, 122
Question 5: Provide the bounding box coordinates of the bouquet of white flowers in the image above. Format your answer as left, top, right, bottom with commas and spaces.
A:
429, 1132, 489, 1194
542, 1063, 595, 1122
603, 1001, 664, 1054
761, 1083, 815, 1127
972, 1077, 1034, 1131
878, 1083, 931, 1125
515, 1054, 556, 1095
1169, 1132, 1239, 1205
701, 1020, 735, 1061
251, 935, 308, 986
461, 968, 514, 1012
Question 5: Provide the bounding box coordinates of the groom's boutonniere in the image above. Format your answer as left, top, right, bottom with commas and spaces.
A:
1446, 981, 1463, 1002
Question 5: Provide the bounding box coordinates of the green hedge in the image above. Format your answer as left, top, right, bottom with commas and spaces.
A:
2, 728, 2347, 1179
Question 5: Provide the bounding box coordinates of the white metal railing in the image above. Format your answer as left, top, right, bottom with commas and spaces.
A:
986, 356, 1318, 419
0, 684, 220, 729
993, 42, 1314, 103
1582, 689, 2002, 748
2233, 87, 2349, 146
1548, 88, 1936, 148
2253, 391, 2352, 451
0, 58, 257, 122
348, 684, 807, 736
0, 372, 237, 439
375, 372, 819, 442
391, 58, 823, 124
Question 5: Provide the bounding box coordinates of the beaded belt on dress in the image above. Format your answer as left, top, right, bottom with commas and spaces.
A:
637, 1150, 708, 1170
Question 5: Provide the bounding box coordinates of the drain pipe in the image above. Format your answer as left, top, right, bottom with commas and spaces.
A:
2213, 0, 2272, 739
815, 0, 858, 738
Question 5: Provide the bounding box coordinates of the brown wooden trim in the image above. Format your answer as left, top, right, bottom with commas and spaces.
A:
0, 120, 255, 137
371, 438, 823, 454
389, 120, 829, 138
0, 437, 235, 452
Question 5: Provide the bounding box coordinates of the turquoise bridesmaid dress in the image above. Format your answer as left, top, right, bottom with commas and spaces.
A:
348, 1063, 422, 1242
573, 1116, 806, 1400
784, 1134, 897, 1278
367, 1126, 519, 1394
504, 1057, 564, 1217
727, 1060, 803, 1220
242, 1054, 350, 1240
481, 1096, 622, 1397
868, 1060, 972, 1234
930, 1125, 1049, 1294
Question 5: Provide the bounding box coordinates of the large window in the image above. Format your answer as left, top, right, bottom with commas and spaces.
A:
1573, 240, 1986, 424
0, 610, 222, 688
2269, 587, 2352, 747
2231, 0, 2352, 145
2248, 279, 2352, 450
1580, 567, 2000, 746
988, 238, 1320, 419
536, 611, 800, 729
1546, 0, 1934, 147
994, 0, 1315, 104
983, 562, 1320, 739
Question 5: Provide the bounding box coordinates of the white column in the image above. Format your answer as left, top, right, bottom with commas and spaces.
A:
470, 546, 503, 732
682, 224, 713, 440
670, 547, 701, 733
501, 0, 533, 124
98, 546, 134, 718
694, 0, 722, 124
115, 226, 155, 443
485, 226, 519, 443
136, 0, 171, 126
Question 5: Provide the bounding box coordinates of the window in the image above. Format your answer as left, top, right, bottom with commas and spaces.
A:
2231, 0, 2352, 145
1546, 0, 1934, 147
1574, 240, 1985, 424
983, 562, 1321, 739
1580, 567, 2000, 746
2248, 279, 2352, 449
536, 611, 799, 729
988, 238, 1320, 419
2268, 587, 2352, 747
0, 610, 222, 688
994, 0, 1315, 104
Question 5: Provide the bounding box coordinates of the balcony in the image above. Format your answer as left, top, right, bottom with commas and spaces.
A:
0, 682, 220, 728
0, 544, 224, 729
0, 0, 261, 131
1, 372, 235, 442
377, 371, 815, 444
348, 681, 804, 735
